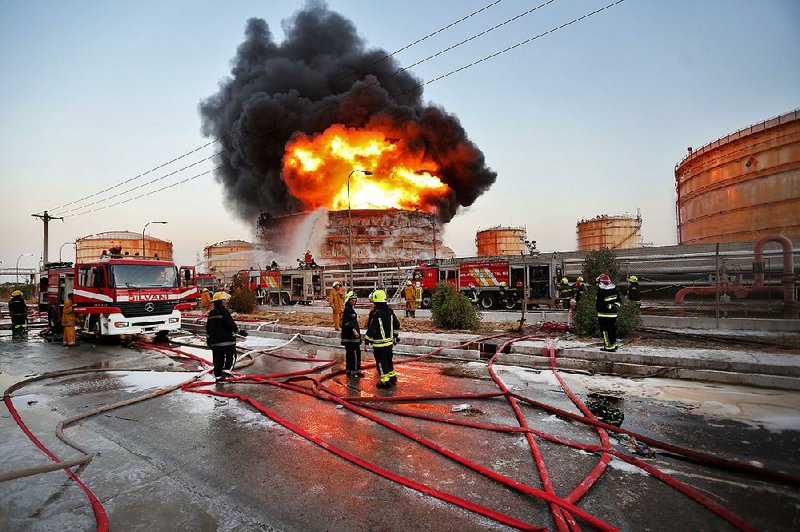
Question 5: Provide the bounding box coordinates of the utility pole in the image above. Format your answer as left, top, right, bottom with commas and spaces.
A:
32, 211, 63, 266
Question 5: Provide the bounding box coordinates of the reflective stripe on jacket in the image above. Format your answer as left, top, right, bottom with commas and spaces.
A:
596, 283, 621, 318
365, 303, 400, 347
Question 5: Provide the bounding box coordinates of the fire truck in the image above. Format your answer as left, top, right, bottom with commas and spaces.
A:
236, 267, 323, 305
196, 273, 221, 293
39, 256, 197, 338
413, 255, 560, 309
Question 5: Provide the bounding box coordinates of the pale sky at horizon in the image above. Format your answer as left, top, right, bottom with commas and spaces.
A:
1, 0, 798, 274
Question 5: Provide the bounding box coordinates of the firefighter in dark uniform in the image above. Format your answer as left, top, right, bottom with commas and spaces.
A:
558, 277, 573, 310
206, 292, 246, 382
498, 282, 509, 307
574, 276, 586, 304
9, 290, 28, 337
596, 274, 621, 352
341, 291, 364, 377
364, 289, 400, 389
627, 275, 641, 305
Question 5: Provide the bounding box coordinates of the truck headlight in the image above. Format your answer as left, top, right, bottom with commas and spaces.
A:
114, 321, 129, 328
169, 318, 179, 323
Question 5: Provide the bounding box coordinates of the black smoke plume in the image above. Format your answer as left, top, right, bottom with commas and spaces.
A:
200, 1, 496, 223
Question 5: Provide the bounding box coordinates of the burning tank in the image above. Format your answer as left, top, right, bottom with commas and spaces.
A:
258, 208, 449, 266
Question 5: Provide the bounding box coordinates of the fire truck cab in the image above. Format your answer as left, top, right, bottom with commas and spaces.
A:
41, 257, 197, 337
414, 256, 558, 309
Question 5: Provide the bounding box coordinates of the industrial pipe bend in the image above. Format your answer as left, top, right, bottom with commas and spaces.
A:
753, 234, 796, 302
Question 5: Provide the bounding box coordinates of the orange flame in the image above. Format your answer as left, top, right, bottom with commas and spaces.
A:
282, 124, 449, 211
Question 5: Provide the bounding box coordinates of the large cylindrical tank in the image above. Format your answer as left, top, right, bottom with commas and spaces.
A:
577, 215, 642, 251
476, 226, 526, 256
675, 109, 800, 244
321, 209, 446, 265
203, 240, 256, 281
76, 231, 173, 262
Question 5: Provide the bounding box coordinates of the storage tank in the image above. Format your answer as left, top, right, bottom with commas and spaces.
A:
577, 214, 642, 251
203, 240, 256, 281
476, 226, 526, 256
76, 231, 173, 262
675, 109, 800, 244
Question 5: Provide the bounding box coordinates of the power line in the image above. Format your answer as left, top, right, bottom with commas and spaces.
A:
42, 0, 508, 216
54, 0, 559, 217
64, 0, 627, 218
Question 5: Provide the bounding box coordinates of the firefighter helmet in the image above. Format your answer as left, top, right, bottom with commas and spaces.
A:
415, 281, 421, 286
345, 291, 356, 303
596, 274, 612, 284
333, 281, 340, 287
628, 275, 638, 282
499, 282, 506, 287
212, 291, 229, 301
11, 290, 22, 297
577, 277, 584, 282
561, 277, 569, 284
372, 289, 387, 303
406, 280, 412, 285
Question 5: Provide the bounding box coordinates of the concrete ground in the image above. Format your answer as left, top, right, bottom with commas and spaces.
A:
1, 326, 799, 531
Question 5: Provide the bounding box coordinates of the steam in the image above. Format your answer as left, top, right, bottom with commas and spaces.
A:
199, 1, 496, 223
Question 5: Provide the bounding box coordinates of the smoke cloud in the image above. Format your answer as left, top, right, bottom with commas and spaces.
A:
200, 1, 496, 223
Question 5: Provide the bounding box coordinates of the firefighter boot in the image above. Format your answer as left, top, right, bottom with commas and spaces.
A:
386, 371, 397, 385
376, 375, 392, 389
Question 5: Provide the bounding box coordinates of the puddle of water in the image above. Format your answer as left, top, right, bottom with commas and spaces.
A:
108, 371, 198, 393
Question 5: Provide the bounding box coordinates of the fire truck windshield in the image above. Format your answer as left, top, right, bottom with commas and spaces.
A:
110, 264, 179, 289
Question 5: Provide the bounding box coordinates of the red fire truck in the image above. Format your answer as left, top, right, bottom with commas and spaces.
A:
413, 255, 559, 309
40, 257, 197, 338
196, 273, 221, 293
235, 267, 322, 305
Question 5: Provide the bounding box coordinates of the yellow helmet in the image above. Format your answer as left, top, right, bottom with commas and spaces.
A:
345, 291, 356, 303
406, 280, 412, 285
372, 289, 387, 303
499, 282, 506, 286
212, 291, 228, 301
561, 277, 569, 284
11, 290, 23, 296
577, 277, 584, 282
628, 275, 638, 282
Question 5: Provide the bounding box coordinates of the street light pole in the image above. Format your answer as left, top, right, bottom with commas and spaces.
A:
142, 221, 168, 258
59, 242, 76, 262
347, 169, 373, 292
16, 253, 33, 286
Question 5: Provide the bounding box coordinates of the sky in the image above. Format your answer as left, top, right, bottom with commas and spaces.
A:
1, 0, 798, 274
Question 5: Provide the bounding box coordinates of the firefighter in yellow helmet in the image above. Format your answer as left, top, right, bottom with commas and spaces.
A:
402, 280, 416, 318
365, 289, 400, 389
206, 291, 244, 382
9, 290, 28, 337
627, 275, 641, 304
558, 277, 573, 310
200, 288, 213, 313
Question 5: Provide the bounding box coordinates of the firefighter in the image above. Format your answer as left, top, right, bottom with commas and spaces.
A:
206, 291, 245, 383
341, 291, 364, 377
558, 277, 573, 310
414, 281, 423, 309
467, 284, 479, 305
596, 274, 621, 352
61, 293, 79, 347
574, 276, 586, 303
498, 282, 509, 307
627, 275, 641, 305
328, 281, 344, 330
200, 288, 213, 313
365, 289, 400, 389
9, 290, 28, 337
402, 280, 416, 317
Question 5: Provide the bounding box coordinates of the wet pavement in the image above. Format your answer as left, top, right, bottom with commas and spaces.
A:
1, 329, 799, 531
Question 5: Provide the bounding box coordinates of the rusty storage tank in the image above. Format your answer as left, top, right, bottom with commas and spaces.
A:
321, 209, 446, 264
203, 240, 256, 281
76, 231, 173, 262
577, 214, 642, 251
476, 226, 527, 256
675, 109, 800, 244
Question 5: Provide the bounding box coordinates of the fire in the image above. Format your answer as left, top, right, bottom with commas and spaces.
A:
282, 124, 449, 211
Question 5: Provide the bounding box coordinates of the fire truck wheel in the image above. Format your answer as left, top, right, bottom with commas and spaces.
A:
504, 298, 517, 310
479, 294, 495, 310
280, 293, 291, 306
421, 295, 432, 309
